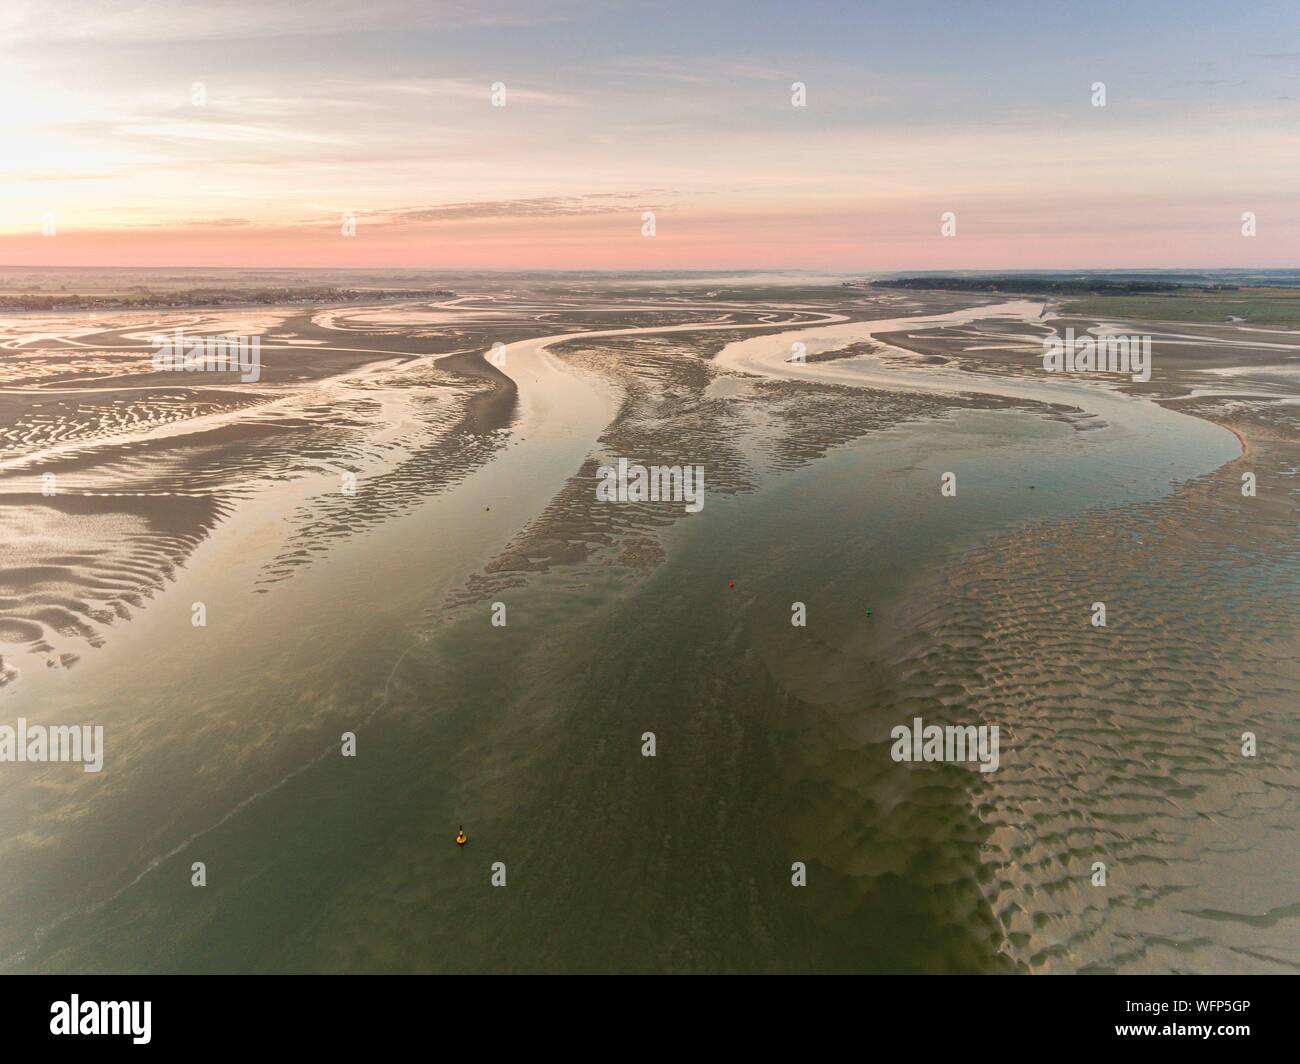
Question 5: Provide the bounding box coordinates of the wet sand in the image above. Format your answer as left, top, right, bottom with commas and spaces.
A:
0, 282, 1295, 972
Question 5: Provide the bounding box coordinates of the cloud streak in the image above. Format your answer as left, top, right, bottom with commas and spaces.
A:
2, 0, 1297, 268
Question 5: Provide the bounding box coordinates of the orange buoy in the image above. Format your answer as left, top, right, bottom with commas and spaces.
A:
455, 827, 468, 847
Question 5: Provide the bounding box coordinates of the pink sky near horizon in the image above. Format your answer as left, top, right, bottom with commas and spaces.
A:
3, 1, 1298, 271
5, 200, 1296, 271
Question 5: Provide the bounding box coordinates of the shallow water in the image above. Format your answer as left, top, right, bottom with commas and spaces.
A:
0, 296, 1284, 972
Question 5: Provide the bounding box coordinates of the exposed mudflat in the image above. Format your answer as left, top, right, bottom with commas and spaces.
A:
1, 281, 1295, 973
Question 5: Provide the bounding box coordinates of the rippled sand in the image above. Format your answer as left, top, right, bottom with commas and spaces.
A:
877, 401, 1298, 972
1, 282, 1295, 973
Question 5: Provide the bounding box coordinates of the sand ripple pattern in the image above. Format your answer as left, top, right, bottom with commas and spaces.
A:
448, 329, 1051, 607
878, 401, 1299, 972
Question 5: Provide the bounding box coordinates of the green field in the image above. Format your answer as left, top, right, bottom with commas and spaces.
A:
1064, 287, 1300, 328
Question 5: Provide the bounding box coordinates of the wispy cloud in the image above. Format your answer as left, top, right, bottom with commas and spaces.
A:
0, 0, 584, 45
2, 0, 1297, 268
371, 193, 670, 225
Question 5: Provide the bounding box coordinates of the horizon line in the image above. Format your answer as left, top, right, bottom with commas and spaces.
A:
4, 264, 1299, 274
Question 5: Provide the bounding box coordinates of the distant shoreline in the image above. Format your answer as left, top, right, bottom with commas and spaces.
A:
0, 289, 455, 313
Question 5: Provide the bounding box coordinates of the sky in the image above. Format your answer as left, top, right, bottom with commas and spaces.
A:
1, 0, 1297, 270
